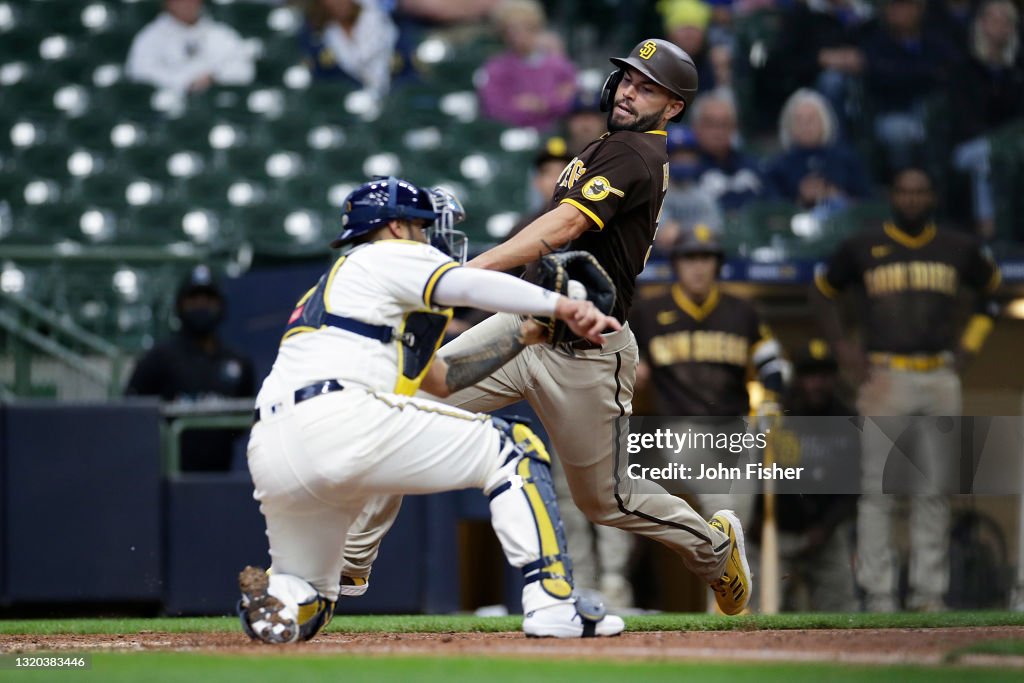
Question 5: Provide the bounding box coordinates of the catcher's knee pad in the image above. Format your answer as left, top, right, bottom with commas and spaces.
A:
486, 417, 573, 600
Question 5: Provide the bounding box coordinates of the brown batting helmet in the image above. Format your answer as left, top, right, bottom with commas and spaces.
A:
601, 39, 698, 122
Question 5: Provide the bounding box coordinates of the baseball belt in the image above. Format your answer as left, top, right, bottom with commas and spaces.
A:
868, 352, 952, 372
252, 379, 345, 423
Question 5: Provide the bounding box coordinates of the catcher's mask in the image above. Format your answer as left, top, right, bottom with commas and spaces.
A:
331, 176, 439, 248
600, 38, 698, 123
427, 187, 468, 264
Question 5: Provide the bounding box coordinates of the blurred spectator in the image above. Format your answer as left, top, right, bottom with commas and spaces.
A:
862, 0, 958, 170
925, 0, 976, 55
524, 136, 573, 215
950, 0, 1024, 239
656, 124, 723, 256
769, 0, 872, 131
477, 0, 578, 130
764, 89, 871, 216
705, 0, 739, 49
563, 91, 607, 154
126, 0, 256, 93
691, 91, 764, 211
126, 266, 255, 472
505, 136, 574, 278
396, 0, 499, 24
771, 339, 858, 612
298, 0, 410, 96
661, 0, 729, 92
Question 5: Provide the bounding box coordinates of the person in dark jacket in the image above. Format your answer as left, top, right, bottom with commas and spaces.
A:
768, 0, 873, 131
950, 0, 1024, 238
862, 0, 958, 170
764, 88, 872, 213
126, 265, 255, 471
691, 90, 764, 212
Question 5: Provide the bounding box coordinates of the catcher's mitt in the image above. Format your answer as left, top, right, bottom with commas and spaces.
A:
535, 251, 616, 346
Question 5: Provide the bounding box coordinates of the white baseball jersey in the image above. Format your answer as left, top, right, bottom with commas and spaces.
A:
259, 239, 458, 402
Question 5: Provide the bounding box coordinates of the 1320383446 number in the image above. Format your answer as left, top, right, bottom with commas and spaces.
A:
4, 656, 90, 669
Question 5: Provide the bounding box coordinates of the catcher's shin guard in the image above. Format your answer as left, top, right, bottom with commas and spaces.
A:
238, 567, 335, 644
486, 418, 574, 604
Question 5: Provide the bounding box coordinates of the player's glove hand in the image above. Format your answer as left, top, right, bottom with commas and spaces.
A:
534, 251, 617, 347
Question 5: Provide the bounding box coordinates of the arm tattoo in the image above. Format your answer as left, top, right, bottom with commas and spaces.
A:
441, 329, 526, 394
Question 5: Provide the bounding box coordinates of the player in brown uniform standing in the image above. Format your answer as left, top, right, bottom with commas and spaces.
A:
630, 224, 787, 527
811, 166, 1001, 612
340, 39, 753, 616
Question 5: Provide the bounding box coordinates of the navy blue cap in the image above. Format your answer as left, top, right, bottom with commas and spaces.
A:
666, 124, 698, 153
177, 264, 222, 301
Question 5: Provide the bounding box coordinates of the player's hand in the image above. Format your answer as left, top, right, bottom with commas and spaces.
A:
554, 297, 622, 346
518, 318, 549, 346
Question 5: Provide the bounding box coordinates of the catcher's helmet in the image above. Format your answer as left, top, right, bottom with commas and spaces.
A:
331, 176, 439, 248
427, 186, 469, 264
600, 39, 698, 122
671, 223, 724, 259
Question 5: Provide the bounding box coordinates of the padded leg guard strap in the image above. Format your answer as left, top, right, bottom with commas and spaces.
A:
486, 419, 574, 603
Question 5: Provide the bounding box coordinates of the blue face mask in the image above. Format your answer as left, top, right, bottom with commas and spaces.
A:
669, 161, 702, 182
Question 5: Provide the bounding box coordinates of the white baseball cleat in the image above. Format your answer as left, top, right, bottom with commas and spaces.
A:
522, 601, 625, 638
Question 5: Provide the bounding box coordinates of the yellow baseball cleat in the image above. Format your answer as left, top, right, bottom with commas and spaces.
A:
708, 510, 752, 616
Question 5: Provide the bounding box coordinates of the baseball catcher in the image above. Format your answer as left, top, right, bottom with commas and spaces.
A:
237, 177, 625, 643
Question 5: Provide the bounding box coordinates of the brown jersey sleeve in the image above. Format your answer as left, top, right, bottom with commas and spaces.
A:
960, 242, 1002, 353
815, 237, 860, 298
963, 242, 1002, 294
558, 140, 650, 230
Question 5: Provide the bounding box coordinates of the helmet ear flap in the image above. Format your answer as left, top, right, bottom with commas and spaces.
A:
599, 70, 623, 113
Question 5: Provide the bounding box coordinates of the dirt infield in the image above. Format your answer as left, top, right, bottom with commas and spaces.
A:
3, 627, 1024, 667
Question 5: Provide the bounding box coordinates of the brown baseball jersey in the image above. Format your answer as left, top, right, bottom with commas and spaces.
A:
631, 285, 774, 416
552, 129, 669, 320
815, 222, 1001, 354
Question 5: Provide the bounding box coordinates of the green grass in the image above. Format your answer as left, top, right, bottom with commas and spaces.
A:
946, 638, 1024, 660
4, 653, 1023, 683
1, 611, 1023, 636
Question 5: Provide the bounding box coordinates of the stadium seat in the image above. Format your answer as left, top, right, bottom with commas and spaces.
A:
229, 203, 327, 258
123, 201, 232, 250
118, 0, 161, 30
71, 172, 132, 208
730, 201, 799, 257
5, 80, 65, 117
116, 143, 194, 181
731, 8, 786, 136
123, 202, 189, 246
16, 143, 74, 179
175, 172, 235, 210
90, 81, 160, 119
19, 201, 87, 243
65, 115, 118, 152
209, 1, 274, 37
273, 175, 332, 210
